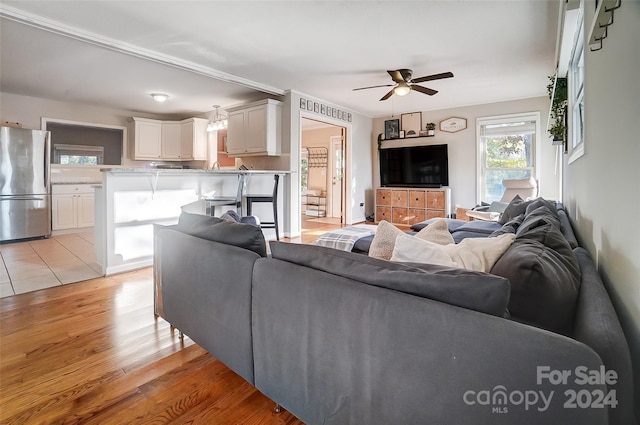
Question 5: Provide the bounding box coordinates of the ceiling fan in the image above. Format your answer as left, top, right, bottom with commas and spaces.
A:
353, 69, 454, 101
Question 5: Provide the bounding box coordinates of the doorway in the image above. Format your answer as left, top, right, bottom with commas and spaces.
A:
301, 118, 346, 232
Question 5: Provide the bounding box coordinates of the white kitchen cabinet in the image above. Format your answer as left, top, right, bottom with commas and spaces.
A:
226, 99, 282, 156
133, 118, 162, 160
52, 185, 95, 230
161, 122, 181, 159
181, 117, 208, 160
133, 117, 207, 161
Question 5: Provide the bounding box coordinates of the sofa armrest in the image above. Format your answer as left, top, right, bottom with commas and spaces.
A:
155, 227, 259, 384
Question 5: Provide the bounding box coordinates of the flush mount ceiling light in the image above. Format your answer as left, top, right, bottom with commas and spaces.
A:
151, 93, 169, 103
206, 105, 228, 132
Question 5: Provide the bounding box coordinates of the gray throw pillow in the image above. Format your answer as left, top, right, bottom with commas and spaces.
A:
177, 212, 267, 257
498, 195, 526, 224
491, 222, 581, 335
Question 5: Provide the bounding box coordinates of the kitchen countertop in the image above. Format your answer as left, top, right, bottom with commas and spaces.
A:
100, 168, 292, 174
52, 181, 102, 185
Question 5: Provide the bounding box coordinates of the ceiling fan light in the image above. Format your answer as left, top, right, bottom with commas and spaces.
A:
151, 93, 169, 103
394, 83, 411, 96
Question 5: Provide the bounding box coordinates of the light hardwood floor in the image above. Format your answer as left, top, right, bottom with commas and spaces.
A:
0, 222, 348, 424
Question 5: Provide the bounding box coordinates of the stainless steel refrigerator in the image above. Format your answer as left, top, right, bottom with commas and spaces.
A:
0, 126, 51, 242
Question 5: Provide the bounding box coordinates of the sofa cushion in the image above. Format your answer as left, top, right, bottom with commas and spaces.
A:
443, 233, 516, 273
270, 241, 510, 317
390, 233, 457, 267
490, 213, 525, 237
414, 219, 454, 245
368, 220, 405, 260
177, 212, 267, 257
557, 209, 579, 249
410, 218, 467, 232
498, 195, 526, 224
490, 237, 581, 335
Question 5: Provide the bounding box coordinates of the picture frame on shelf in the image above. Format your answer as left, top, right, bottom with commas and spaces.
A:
321, 105, 326, 115
314, 102, 319, 113
307, 100, 313, 110
300, 98, 306, 110
401, 112, 422, 138
384, 119, 400, 140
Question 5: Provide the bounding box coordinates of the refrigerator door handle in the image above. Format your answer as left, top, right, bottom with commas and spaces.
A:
0, 196, 45, 201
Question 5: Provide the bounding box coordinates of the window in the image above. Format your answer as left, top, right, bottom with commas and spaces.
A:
477, 113, 539, 203
54, 144, 104, 165
568, 5, 585, 162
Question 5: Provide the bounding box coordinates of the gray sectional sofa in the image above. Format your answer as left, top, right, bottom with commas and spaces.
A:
153, 202, 635, 425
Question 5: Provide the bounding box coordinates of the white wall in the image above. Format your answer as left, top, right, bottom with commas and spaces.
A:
563, 1, 640, 417
372, 96, 558, 211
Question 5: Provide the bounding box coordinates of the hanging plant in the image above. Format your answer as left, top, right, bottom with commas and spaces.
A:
547, 76, 567, 141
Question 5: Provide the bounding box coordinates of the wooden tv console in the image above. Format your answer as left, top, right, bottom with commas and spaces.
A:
375, 187, 451, 225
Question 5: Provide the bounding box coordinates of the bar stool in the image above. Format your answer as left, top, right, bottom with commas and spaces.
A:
245, 174, 280, 240
205, 174, 244, 216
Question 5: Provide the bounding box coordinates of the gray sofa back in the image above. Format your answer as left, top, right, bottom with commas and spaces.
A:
251, 256, 608, 425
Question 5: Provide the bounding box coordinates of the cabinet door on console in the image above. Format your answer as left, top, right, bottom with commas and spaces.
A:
409, 190, 426, 208
427, 191, 445, 210
376, 206, 392, 222
392, 208, 410, 225
376, 189, 392, 206
408, 208, 426, 225
391, 190, 408, 207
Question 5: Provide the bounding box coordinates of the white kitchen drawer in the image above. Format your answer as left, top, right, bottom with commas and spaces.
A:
52, 184, 95, 195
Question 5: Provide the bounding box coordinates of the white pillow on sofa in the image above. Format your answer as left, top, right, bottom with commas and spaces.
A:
390, 233, 457, 267
443, 233, 516, 272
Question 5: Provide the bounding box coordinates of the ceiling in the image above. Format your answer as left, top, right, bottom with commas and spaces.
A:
0, 1, 561, 119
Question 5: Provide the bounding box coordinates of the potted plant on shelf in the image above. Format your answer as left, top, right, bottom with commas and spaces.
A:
547, 76, 567, 143
426, 122, 436, 136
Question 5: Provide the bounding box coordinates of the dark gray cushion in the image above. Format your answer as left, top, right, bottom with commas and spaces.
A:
269, 241, 510, 317
558, 209, 579, 249
410, 218, 466, 232
491, 237, 581, 335
177, 211, 267, 257
219, 209, 242, 222
490, 213, 525, 237
498, 194, 525, 224
451, 220, 502, 235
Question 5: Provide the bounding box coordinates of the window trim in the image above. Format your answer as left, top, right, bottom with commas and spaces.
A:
567, 2, 585, 164
476, 112, 541, 204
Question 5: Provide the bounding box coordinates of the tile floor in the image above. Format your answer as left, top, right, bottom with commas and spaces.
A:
0, 231, 101, 298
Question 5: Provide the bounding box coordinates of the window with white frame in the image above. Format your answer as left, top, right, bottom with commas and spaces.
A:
477, 113, 539, 203
568, 5, 585, 161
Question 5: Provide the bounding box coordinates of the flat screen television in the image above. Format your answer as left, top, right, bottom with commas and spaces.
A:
380, 144, 449, 187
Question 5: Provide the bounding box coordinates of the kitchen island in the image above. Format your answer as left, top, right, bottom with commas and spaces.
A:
94, 168, 290, 276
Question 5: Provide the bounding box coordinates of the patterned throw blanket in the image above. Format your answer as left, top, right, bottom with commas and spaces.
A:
313, 224, 377, 252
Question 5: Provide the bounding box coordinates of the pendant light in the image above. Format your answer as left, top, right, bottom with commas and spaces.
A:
206, 105, 228, 132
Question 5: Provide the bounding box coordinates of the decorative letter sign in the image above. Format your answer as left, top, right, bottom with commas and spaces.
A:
439, 117, 467, 133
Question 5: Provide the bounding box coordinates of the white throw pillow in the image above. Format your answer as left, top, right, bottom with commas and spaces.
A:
368, 220, 405, 260
414, 219, 454, 245
443, 233, 516, 272
390, 233, 457, 267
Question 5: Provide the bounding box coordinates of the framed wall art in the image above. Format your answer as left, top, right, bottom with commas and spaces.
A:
439, 117, 467, 133
401, 112, 422, 138
384, 119, 400, 140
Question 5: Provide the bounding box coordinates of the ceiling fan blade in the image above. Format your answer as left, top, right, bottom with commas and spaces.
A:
379, 89, 395, 101
352, 84, 394, 91
411, 84, 438, 96
410, 72, 454, 84
387, 70, 405, 83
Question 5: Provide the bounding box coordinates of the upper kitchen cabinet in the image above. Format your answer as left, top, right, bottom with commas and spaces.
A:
226, 99, 282, 156
133, 118, 162, 160
133, 117, 208, 161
